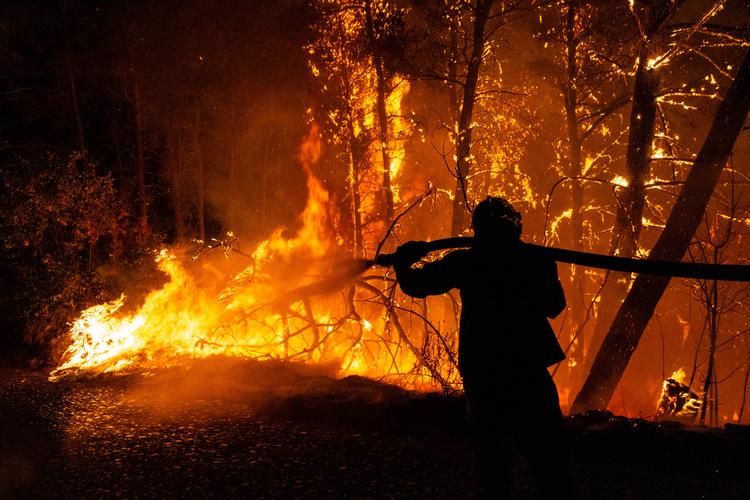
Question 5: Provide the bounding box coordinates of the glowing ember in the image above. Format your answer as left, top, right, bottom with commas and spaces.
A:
611, 175, 629, 188
655, 369, 703, 421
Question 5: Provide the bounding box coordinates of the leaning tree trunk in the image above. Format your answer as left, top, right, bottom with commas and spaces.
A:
450, 0, 493, 237
571, 47, 750, 414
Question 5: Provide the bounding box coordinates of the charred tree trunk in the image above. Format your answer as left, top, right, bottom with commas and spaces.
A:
587, 52, 661, 373
227, 126, 239, 232
562, 0, 586, 377
346, 118, 365, 257
364, 0, 395, 227
111, 101, 127, 204
739, 350, 750, 423
193, 111, 206, 242
131, 78, 149, 240
450, 0, 493, 237
447, 20, 460, 132
614, 50, 661, 256
564, 0, 583, 250
60, 0, 85, 152
699, 278, 719, 426
587, 0, 670, 373
571, 48, 750, 414
170, 128, 185, 242
348, 147, 364, 258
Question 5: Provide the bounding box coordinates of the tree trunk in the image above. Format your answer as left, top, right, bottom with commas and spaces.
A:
170, 128, 185, 242
615, 51, 661, 256
131, 78, 149, 240
586, 0, 669, 375
738, 349, 750, 423
227, 124, 239, 232
564, 0, 583, 250
111, 101, 127, 204
699, 278, 719, 426
587, 51, 661, 375
193, 111, 206, 242
60, 0, 85, 152
562, 0, 587, 379
348, 146, 364, 257
364, 0, 395, 227
347, 118, 365, 257
447, 19, 460, 132
262, 132, 273, 229
450, 0, 493, 236
571, 47, 750, 414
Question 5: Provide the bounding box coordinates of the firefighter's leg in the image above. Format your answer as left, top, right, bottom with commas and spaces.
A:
516, 371, 572, 500
465, 379, 510, 499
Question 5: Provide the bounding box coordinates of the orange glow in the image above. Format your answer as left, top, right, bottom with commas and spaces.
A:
45, 0, 750, 429
51, 125, 456, 391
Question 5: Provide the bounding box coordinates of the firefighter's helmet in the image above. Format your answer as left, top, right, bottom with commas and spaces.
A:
471, 196, 522, 239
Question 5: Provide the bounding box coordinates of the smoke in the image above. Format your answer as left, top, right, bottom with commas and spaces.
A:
120, 356, 406, 420
122, 358, 335, 415
38, 0, 750, 422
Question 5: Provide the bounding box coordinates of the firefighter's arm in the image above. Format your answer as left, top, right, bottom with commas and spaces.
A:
393, 242, 460, 298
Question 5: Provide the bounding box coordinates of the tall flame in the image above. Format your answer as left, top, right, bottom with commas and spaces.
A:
51, 124, 453, 391
53, 250, 220, 376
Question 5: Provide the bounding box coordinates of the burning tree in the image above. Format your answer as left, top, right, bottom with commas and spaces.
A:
532, 0, 637, 383
572, 45, 750, 414
51, 123, 464, 390
5, 0, 750, 424
404, 0, 537, 236
305, 0, 413, 257
584, 0, 737, 385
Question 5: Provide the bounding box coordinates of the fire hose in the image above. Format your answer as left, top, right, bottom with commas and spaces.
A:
260, 237, 749, 310
372, 237, 750, 282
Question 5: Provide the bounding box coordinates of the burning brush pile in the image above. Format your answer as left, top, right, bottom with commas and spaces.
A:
50, 131, 460, 391
655, 369, 703, 423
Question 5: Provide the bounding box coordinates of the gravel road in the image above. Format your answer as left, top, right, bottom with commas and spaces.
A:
1, 359, 748, 499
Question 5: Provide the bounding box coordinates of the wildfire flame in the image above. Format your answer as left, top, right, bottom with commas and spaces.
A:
655, 368, 702, 421
51, 124, 456, 391
52, 249, 221, 378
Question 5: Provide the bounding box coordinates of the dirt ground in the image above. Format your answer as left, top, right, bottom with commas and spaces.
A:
1, 358, 748, 499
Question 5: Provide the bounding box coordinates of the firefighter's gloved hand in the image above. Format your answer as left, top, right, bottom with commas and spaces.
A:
394, 240, 430, 266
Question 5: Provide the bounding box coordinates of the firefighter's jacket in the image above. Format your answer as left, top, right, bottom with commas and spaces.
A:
395, 241, 566, 379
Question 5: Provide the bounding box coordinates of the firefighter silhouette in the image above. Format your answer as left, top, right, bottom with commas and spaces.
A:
394, 197, 571, 499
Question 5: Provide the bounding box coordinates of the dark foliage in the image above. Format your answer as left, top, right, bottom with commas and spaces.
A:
0, 151, 124, 353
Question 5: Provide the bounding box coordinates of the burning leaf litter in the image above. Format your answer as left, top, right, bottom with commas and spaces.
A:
51, 128, 459, 391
